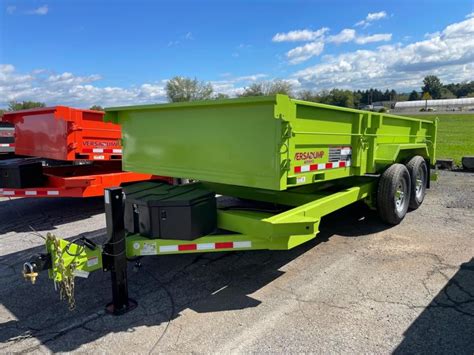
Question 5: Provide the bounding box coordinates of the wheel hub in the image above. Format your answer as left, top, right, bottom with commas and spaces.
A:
415, 167, 425, 199
395, 181, 407, 213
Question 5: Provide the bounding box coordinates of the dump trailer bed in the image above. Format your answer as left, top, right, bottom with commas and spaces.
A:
3, 106, 122, 161
1, 106, 171, 198
105, 95, 437, 190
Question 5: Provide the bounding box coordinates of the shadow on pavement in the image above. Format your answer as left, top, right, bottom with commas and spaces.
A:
0, 197, 104, 233
394, 258, 474, 354
1, 201, 392, 352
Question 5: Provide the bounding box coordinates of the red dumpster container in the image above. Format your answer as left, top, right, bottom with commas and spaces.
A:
2, 106, 122, 161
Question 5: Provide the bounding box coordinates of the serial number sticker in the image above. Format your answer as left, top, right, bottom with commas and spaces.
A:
340, 147, 352, 156
93, 155, 105, 160
141, 242, 157, 256
87, 256, 99, 267
297, 176, 306, 184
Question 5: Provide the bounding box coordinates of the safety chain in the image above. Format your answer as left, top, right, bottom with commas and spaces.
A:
47, 233, 77, 310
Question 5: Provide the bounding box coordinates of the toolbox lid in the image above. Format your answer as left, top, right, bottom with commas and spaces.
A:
124, 181, 215, 207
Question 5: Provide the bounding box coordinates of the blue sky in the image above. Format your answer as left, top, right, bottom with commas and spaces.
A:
1, 0, 473, 107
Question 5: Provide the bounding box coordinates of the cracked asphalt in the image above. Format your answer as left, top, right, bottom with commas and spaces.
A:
0, 170, 473, 353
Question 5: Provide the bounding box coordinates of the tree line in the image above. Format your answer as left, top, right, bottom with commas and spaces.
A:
1, 75, 473, 114
164, 75, 474, 109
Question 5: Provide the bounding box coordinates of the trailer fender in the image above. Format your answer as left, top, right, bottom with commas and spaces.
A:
375, 144, 429, 168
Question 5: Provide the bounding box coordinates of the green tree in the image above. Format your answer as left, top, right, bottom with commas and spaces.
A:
298, 90, 319, 102
321, 89, 354, 108
89, 105, 104, 111
8, 101, 46, 111
166, 76, 213, 102
421, 75, 443, 99
408, 90, 420, 101
239, 83, 265, 97
213, 93, 230, 100
440, 88, 455, 99
266, 80, 293, 96
239, 80, 293, 97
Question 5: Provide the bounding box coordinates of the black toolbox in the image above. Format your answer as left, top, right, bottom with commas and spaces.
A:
0, 158, 44, 188
123, 181, 217, 240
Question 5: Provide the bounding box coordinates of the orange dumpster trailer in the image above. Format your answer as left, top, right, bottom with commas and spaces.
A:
0, 106, 170, 198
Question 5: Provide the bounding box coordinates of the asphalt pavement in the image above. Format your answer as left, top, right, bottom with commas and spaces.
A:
0, 170, 473, 353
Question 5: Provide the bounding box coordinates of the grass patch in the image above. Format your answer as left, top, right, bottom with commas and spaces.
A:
408, 114, 474, 165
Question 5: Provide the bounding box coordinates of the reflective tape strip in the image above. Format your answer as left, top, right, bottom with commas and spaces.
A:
0, 189, 60, 197
159, 245, 179, 253
82, 148, 122, 154
158, 241, 252, 254
0, 143, 14, 147
294, 160, 350, 174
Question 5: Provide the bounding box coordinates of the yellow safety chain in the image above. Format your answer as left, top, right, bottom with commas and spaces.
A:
47, 233, 77, 310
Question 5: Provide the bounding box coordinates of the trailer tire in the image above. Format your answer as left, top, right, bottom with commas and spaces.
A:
405, 156, 428, 210
377, 164, 411, 225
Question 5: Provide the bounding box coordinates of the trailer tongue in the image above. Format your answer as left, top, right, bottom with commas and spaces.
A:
22, 95, 437, 314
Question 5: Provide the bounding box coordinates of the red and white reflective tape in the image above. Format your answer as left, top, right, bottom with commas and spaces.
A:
158, 241, 252, 253
82, 148, 122, 154
294, 160, 350, 174
0, 143, 14, 148
0, 189, 60, 197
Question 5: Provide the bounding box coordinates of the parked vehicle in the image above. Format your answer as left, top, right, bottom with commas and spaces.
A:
1, 106, 169, 198
23, 95, 437, 314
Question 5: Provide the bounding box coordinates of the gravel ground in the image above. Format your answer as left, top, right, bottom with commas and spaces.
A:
0, 170, 473, 354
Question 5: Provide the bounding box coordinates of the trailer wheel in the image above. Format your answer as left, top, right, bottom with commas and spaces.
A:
377, 164, 411, 225
406, 156, 428, 210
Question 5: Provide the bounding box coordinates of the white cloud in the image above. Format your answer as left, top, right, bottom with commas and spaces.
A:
211, 73, 269, 96
0, 65, 166, 107
2, 15, 473, 106
355, 33, 392, 44
286, 41, 325, 64
0, 66, 270, 107
327, 29, 356, 44
6, 5, 16, 14
356, 11, 387, 28
466, 12, 474, 18
367, 11, 387, 21
272, 28, 329, 42
293, 17, 474, 91
28, 5, 48, 15
279, 28, 392, 63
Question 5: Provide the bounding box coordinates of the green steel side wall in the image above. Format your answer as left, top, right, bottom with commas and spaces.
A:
105, 95, 436, 191
111, 98, 284, 190
286, 99, 436, 180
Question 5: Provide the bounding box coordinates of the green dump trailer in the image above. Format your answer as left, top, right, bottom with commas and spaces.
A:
23, 95, 437, 314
